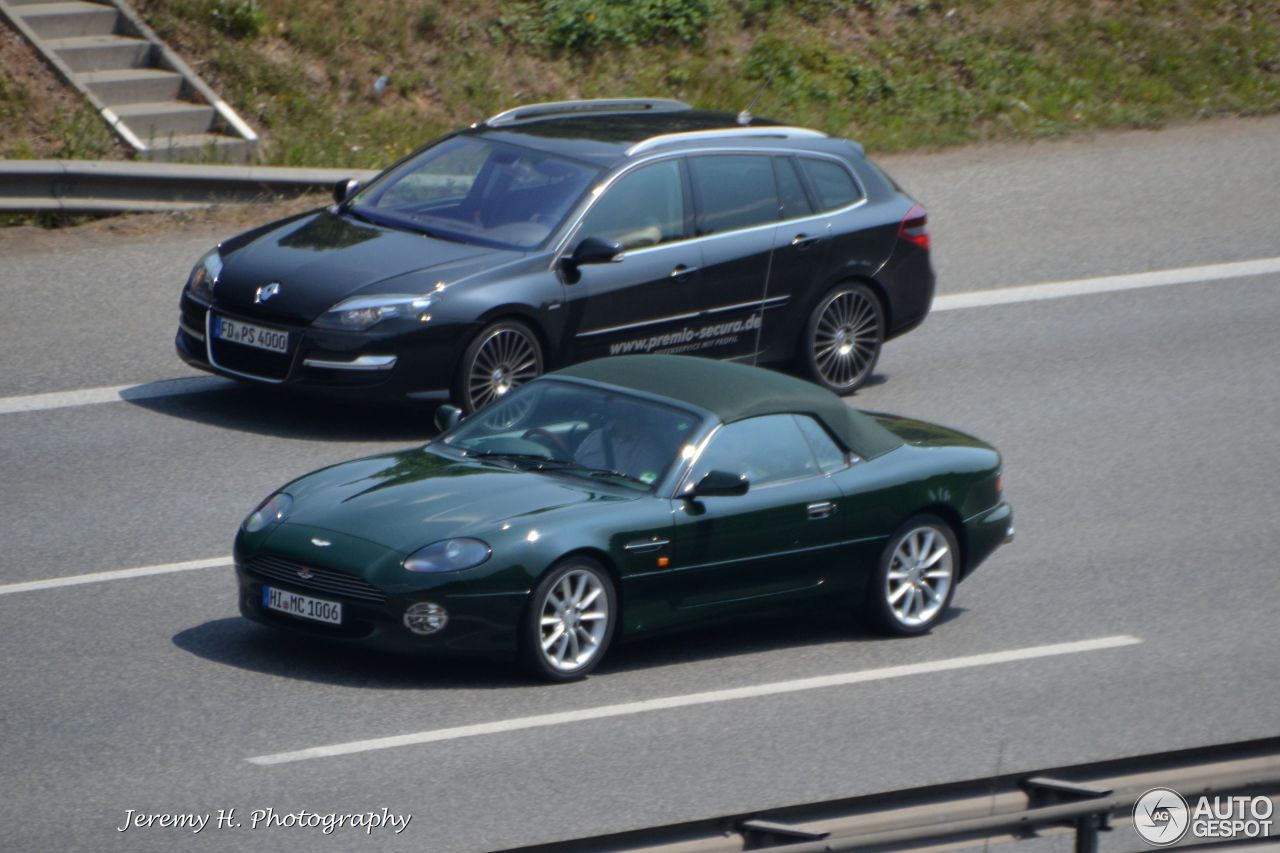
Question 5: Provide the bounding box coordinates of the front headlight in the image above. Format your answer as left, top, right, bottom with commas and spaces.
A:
243, 492, 292, 533
187, 250, 222, 303
403, 538, 491, 573
313, 294, 433, 331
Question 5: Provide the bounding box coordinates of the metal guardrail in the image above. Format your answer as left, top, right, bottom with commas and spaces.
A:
0, 159, 378, 213
494, 738, 1280, 853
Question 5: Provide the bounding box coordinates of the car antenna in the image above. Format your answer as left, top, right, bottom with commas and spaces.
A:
737, 73, 774, 126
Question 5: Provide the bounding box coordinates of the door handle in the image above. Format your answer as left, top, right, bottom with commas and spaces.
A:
807, 501, 836, 519
791, 234, 822, 250
670, 264, 698, 280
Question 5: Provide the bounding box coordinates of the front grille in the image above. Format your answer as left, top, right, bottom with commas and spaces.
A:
246, 555, 387, 603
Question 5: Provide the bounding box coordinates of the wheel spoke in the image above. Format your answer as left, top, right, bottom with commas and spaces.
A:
888, 583, 910, 605
542, 624, 565, 650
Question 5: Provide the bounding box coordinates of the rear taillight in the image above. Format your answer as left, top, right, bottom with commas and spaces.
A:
897, 204, 929, 250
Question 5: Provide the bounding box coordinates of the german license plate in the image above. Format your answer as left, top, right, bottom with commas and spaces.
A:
213, 315, 289, 354
262, 585, 342, 625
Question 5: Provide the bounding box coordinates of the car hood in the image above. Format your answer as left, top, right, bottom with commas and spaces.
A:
278, 448, 636, 554
212, 209, 519, 324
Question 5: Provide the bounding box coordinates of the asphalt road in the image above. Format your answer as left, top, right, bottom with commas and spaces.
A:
1, 115, 1278, 853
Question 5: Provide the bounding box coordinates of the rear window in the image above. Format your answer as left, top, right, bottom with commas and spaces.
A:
798, 158, 863, 211
689, 155, 779, 235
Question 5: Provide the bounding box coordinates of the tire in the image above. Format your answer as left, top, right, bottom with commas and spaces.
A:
863, 514, 958, 636
454, 319, 544, 414
520, 557, 617, 682
801, 282, 884, 394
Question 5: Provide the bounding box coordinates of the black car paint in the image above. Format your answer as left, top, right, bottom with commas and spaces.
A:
176, 110, 933, 402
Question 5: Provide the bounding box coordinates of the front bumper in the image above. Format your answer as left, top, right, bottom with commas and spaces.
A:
176, 294, 466, 401
235, 559, 528, 657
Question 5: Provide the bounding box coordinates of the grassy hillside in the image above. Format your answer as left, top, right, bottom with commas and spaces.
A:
7, 0, 1280, 166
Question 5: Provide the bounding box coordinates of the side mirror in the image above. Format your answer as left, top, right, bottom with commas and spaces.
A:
569, 236, 624, 267
688, 470, 749, 499
333, 178, 361, 205
434, 404, 464, 433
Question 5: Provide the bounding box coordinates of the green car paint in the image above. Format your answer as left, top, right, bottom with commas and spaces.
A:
233, 356, 1011, 662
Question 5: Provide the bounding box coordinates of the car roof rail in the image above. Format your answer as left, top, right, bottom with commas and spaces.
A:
626, 126, 828, 156
484, 98, 692, 127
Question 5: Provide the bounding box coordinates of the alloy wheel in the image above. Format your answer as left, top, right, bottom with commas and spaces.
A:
538, 568, 610, 673
466, 325, 541, 412
884, 524, 954, 628
811, 286, 882, 392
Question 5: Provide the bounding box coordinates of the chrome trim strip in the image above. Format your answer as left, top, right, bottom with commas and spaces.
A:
575, 295, 789, 339
552, 148, 867, 265
205, 311, 290, 385
705, 295, 789, 316
576, 311, 702, 339
302, 354, 398, 372
179, 320, 205, 342
486, 98, 689, 127
626, 126, 827, 156
624, 538, 671, 554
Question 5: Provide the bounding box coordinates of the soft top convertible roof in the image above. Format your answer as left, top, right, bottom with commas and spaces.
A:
554, 355, 903, 459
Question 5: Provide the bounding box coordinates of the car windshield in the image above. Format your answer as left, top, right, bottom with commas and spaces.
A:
437, 380, 702, 491
349, 136, 601, 251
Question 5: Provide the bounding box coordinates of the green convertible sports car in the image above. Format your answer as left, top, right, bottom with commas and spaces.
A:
234, 355, 1013, 681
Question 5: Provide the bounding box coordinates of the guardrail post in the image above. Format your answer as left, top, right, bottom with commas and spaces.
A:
1074, 813, 1101, 853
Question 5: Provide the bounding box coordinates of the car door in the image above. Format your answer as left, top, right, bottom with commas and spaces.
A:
684, 154, 782, 361
666, 415, 842, 609
562, 158, 707, 361
756, 156, 834, 363
756, 154, 879, 365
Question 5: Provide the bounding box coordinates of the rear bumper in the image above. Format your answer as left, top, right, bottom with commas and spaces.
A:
962, 501, 1013, 578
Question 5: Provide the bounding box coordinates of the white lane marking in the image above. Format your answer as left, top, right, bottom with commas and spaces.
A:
246, 635, 1142, 765
0, 257, 1277, 418
0, 376, 231, 416
932, 256, 1280, 312
0, 556, 231, 596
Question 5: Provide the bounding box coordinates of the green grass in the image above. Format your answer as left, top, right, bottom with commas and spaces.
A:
49, 0, 1280, 166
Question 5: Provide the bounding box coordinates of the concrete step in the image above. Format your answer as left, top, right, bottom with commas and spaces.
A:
46, 34, 152, 72
140, 133, 256, 163
81, 68, 183, 104
114, 101, 216, 140
14, 1, 119, 39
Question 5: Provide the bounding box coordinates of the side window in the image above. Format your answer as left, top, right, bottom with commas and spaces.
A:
578, 160, 686, 250
774, 157, 814, 220
798, 158, 863, 211
688, 415, 820, 489
689, 155, 779, 235
794, 415, 847, 473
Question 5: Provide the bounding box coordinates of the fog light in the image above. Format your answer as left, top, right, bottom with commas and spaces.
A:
404, 602, 448, 635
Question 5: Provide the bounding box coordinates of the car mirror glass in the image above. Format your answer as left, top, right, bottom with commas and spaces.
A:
333, 178, 361, 205
690, 469, 749, 498
434, 404, 464, 433
570, 236, 625, 266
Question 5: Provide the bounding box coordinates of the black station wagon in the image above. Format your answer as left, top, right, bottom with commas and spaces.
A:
176, 98, 934, 411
